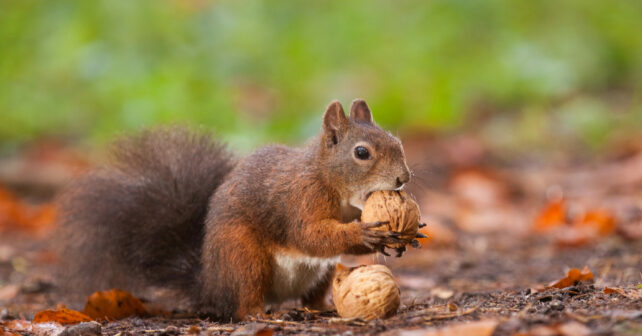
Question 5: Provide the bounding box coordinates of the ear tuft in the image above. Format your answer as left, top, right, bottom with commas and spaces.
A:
323, 101, 348, 145
349, 99, 374, 124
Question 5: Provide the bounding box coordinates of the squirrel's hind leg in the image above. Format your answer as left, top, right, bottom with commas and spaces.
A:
201, 223, 272, 321
301, 266, 335, 311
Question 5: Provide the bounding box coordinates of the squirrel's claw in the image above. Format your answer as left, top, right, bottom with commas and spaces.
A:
418, 222, 427, 228
410, 239, 422, 248
415, 232, 428, 239
394, 246, 406, 257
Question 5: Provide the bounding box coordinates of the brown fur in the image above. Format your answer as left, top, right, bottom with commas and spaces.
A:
55, 100, 410, 321
55, 127, 235, 301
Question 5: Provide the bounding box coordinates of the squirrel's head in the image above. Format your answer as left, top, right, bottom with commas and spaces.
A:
319, 99, 411, 210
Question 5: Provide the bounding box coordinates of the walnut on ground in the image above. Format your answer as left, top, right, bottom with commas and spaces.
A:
332, 264, 400, 320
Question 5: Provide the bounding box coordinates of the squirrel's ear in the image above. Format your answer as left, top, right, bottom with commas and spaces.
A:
349, 99, 374, 125
322, 100, 348, 145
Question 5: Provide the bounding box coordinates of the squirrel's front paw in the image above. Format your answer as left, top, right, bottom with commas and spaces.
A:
359, 221, 405, 256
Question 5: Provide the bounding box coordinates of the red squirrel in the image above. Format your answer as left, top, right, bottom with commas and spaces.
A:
55, 99, 418, 321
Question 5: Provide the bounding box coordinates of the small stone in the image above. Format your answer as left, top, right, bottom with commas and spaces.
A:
59, 321, 102, 336
550, 300, 565, 311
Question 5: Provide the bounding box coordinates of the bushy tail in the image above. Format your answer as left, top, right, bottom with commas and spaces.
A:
55, 127, 235, 304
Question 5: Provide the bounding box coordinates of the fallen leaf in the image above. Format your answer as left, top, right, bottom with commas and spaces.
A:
399, 319, 498, 336
0, 186, 57, 236
603, 287, 625, 295
26, 204, 57, 232
533, 200, 566, 233
574, 209, 616, 236
548, 266, 594, 289
33, 308, 92, 325
533, 200, 618, 246
2, 319, 32, 331
187, 325, 202, 334
1, 320, 38, 336
83, 289, 147, 320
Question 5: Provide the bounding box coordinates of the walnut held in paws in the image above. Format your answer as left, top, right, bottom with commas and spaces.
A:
332, 264, 400, 320
361, 190, 420, 248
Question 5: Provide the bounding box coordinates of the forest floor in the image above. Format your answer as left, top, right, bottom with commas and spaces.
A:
1, 135, 641, 335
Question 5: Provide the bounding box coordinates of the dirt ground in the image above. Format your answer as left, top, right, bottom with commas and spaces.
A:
1, 135, 641, 335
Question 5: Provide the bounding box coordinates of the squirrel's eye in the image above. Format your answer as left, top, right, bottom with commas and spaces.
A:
354, 146, 370, 160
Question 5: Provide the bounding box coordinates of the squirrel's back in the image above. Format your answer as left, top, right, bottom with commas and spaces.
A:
55, 127, 235, 303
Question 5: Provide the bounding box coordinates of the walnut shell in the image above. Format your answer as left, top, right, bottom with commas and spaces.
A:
332, 264, 400, 320
361, 190, 420, 248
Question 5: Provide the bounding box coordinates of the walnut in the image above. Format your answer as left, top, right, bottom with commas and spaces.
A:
332, 264, 400, 320
361, 190, 420, 248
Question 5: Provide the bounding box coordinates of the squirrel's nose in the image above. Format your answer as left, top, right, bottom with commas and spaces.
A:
396, 171, 410, 188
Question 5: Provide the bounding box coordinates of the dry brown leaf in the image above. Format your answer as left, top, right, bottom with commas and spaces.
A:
2, 319, 37, 336
603, 287, 626, 295
83, 289, 147, 320
574, 209, 616, 236
533, 200, 618, 246
0, 186, 57, 236
186, 325, 202, 334
33, 307, 92, 325
27, 204, 58, 232
554, 209, 616, 247
533, 200, 565, 233
548, 266, 594, 289
2, 319, 32, 331
399, 319, 498, 336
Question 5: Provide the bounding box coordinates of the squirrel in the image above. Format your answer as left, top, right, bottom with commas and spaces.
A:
55, 99, 417, 321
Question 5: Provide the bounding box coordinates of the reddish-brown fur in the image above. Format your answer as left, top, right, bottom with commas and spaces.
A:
55, 100, 411, 321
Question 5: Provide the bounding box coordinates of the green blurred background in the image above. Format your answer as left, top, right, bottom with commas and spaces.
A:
1, 0, 641, 153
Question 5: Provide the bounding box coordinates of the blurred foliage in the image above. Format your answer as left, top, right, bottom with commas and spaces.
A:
1, 0, 641, 151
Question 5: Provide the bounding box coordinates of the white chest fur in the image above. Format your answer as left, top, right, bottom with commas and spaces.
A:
266, 252, 340, 304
